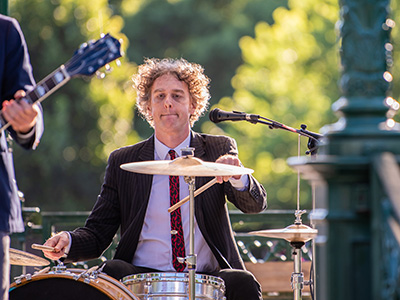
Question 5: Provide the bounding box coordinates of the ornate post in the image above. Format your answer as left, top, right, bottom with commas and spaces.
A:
0, 0, 8, 15
289, 0, 400, 299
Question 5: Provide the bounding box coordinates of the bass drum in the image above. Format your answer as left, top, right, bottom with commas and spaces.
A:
122, 272, 226, 300
9, 268, 139, 300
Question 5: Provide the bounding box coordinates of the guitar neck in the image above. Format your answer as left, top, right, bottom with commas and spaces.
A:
25, 65, 71, 105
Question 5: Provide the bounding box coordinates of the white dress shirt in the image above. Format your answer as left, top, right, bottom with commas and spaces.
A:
66, 132, 249, 271
132, 132, 248, 273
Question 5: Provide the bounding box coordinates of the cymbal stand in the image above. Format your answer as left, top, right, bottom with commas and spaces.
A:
183, 175, 196, 300
290, 241, 306, 300
290, 210, 313, 300
181, 148, 197, 300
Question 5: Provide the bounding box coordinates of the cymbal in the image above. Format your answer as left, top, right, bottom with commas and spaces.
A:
250, 224, 318, 243
9, 248, 50, 266
120, 156, 254, 177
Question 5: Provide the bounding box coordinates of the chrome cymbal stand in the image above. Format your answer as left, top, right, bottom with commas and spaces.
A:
290, 241, 306, 300
181, 147, 197, 300
183, 174, 196, 300
290, 211, 314, 300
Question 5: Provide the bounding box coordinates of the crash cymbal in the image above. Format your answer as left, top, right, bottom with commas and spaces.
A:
120, 156, 254, 177
250, 224, 318, 243
9, 248, 50, 266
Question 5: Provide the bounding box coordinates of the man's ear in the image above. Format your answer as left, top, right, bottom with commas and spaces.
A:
147, 103, 152, 117
189, 100, 196, 115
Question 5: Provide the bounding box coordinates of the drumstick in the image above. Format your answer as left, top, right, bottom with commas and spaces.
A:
31, 244, 56, 252
168, 178, 217, 213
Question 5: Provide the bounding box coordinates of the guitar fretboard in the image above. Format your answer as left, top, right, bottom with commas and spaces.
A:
25, 65, 71, 105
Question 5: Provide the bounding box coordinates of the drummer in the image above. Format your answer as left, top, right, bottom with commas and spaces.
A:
43, 57, 267, 300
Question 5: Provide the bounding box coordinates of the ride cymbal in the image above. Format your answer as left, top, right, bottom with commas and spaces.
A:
121, 156, 254, 177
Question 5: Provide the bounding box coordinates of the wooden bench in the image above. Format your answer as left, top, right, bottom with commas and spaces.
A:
245, 261, 312, 295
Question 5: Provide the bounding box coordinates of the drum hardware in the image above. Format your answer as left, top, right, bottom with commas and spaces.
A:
121, 147, 251, 300
9, 266, 140, 300
53, 261, 67, 273
250, 210, 317, 300
73, 265, 100, 282
13, 273, 32, 285
250, 134, 318, 300
122, 272, 226, 300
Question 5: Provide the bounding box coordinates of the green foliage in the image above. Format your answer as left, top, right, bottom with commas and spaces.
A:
10, 0, 138, 210
204, 0, 340, 209
9, 0, 289, 211
14, 0, 395, 212
116, 0, 288, 138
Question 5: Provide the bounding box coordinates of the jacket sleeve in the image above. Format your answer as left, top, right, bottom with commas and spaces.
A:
1, 16, 43, 150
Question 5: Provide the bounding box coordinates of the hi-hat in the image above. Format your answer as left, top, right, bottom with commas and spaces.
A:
9, 248, 50, 266
120, 156, 254, 177
250, 224, 317, 243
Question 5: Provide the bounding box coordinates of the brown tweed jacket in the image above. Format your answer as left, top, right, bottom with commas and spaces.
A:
66, 131, 267, 270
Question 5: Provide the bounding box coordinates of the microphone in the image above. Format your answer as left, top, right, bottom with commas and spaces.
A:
209, 108, 260, 124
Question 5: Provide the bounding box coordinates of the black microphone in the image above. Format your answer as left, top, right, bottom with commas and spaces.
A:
209, 108, 260, 124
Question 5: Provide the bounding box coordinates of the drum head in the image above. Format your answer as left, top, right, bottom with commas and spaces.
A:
9, 276, 113, 300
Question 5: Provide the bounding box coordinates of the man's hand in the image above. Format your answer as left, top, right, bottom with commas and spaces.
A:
43, 232, 70, 260
215, 154, 242, 184
2, 90, 39, 133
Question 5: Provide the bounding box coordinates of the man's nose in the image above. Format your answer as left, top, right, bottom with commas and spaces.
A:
164, 95, 173, 108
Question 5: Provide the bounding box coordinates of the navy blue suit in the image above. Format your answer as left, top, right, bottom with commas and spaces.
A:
0, 14, 38, 234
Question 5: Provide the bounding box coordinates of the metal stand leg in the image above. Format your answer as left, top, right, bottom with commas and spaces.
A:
291, 242, 305, 300
184, 176, 197, 300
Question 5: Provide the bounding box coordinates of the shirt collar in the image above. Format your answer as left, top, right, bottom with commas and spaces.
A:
154, 132, 191, 160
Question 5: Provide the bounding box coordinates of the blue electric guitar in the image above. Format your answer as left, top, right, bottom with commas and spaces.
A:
0, 33, 122, 131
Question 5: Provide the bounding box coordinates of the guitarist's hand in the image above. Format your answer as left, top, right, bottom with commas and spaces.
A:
2, 90, 39, 133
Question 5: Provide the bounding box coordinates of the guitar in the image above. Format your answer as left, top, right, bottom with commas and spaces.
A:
1, 33, 122, 131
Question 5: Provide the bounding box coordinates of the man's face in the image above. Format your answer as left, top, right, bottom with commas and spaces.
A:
148, 74, 195, 135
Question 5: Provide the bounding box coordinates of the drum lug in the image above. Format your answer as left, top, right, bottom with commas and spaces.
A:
144, 281, 152, 295
14, 273, 32, 284
53, 262, 67, 273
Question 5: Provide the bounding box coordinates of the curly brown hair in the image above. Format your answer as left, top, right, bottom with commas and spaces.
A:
132, 57, 211, 127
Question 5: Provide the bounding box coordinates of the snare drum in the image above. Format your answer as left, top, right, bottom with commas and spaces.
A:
122, 272, 226, 299
9, 268, 139, 300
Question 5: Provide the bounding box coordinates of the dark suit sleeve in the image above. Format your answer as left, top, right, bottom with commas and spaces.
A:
221, 136, 267, 213
0, 16, 39, 149
66, 151, 121, 262
0, 16, 35, 100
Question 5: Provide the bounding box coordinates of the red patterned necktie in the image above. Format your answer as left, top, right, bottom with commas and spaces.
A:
169, 150, 186, 271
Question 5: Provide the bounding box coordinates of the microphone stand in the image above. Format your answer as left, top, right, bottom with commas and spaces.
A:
249, 116, 323, 156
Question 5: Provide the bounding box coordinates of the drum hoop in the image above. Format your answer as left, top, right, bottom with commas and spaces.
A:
122, 272, 225, 288
10, 268, 139, 299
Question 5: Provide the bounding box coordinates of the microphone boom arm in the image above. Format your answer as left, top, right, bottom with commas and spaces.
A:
251, 116, 322, 156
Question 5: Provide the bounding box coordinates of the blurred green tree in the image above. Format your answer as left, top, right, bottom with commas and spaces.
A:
10, 0, 138, 210
204, 0, 340, 209
9, 0, 289, 211
113, 0, 288, 138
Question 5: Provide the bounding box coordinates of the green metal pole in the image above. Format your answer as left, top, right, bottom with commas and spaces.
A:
0, 0, 8, 15
288, 0, 400, 299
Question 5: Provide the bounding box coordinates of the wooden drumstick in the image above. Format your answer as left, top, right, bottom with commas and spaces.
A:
31, 244, 56, 252
168, 178, 217, 213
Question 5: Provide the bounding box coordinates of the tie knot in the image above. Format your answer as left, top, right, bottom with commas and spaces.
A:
169, 150, 176, 160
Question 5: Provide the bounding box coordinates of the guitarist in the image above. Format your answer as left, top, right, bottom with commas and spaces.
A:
0, 14, 44, 300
